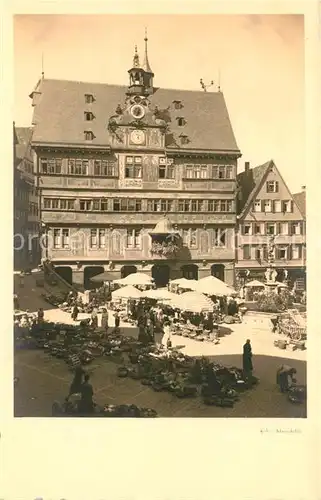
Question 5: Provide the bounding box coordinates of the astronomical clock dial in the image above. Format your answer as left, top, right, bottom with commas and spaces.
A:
130, 129, 146, 145
130, 104, 145, 120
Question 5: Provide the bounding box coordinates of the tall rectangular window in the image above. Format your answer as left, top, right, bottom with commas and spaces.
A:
291, 222, 301, 235
62, 229, 69, 248
90, 229, 98, 248
253, 200, 261, 212
263, 200, 272, 212
126, 228, 141, 248
125, 156, 142, 178
94, 160, 116, 177
53, 229, 60, 248
283, 200, 292, 213
40, 158, 62, 174
190, 229, 197, 248
243, 245, 251, 259
68, 159, 88, 175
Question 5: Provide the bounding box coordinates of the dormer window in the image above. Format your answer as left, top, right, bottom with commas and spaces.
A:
173, 100, 183, 110
177, 117, 185, 127
84, 112, 94, 121
179, 134, 189, 145
84, 93, 94, 104
84, 131, 94, 141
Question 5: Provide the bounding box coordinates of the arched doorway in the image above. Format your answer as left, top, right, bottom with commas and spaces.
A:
181, 264, 198, 280
211, 264, 225, 282
121, 265, 137, 279
84, 266, 104, 290
55, 266, 73, 285
152, 264, 170, 288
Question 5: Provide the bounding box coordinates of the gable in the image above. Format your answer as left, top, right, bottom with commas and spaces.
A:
242, 162, 304, 221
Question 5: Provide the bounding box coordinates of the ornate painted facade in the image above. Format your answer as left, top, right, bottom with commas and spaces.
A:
30, 35, 241, 288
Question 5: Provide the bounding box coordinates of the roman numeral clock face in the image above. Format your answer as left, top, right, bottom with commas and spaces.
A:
130, 129, 146, 145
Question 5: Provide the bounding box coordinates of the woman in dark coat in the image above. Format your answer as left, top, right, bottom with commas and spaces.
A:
242, 339, 253, 378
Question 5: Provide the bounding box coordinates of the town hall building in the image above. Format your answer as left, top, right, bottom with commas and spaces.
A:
30, 34, 241, 289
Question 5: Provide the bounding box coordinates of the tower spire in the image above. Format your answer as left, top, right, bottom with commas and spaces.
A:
142, 28, 152, 73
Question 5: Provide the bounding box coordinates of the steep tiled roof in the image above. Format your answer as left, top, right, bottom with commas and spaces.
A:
31, 78, 240, 152
14, 126, 33, 162
293, 190, 306, 218
237, 160, 272, 216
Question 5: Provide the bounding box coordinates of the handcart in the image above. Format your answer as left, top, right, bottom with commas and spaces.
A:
277, 310, 307, 341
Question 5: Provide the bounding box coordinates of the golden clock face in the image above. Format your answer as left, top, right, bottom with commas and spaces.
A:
130, 129, 145, 145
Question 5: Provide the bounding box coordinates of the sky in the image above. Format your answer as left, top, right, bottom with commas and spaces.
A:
14, 14, 305, 193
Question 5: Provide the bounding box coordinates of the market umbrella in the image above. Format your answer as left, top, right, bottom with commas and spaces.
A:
90, 271, 121, 283
244, 280, 265, 288
114, 272, 154, 286
111, 285, 143, 300
141, 289, 177, 302
194, 275, 235, 296
170, 291, 213, 313
170, 278, 198, 290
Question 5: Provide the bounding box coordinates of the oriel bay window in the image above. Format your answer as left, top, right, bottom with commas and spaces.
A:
125, 156, 142, 178
53, 228, 70, 249
159, 158, 174, 179
113, 198, 142, 211
94, 159, 117, 177
40, 158, 62, 174
68, 159, 88, 175
43, 198, 75, 210
90, 229, 106, 249
126, 228, 142, 248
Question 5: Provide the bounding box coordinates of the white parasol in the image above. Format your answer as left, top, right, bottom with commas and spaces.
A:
170, 278, 198, 290
111, 285, 143, 299
141, 289, 177, 302
170, 291, 213, 313
194, 275, 235, 296
114, 272, 154, 286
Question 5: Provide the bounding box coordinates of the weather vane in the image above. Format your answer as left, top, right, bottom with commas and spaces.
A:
200, 78, 214, 92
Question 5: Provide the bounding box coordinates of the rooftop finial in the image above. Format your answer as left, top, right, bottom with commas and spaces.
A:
133, 45, 140, 68
142, 27, 153, 73
200, 78, 214, 92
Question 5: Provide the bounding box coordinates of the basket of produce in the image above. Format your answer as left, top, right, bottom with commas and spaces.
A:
117, 366, 129, 378
288, 385, 307, 404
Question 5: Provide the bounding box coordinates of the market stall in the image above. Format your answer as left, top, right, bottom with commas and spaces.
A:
194, 275, 235, 297
169, 278, 198, 292
114, 272, 154, 288
141, 289, 177, 303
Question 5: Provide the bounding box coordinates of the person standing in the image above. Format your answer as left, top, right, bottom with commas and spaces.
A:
79, 373, 94, 414
37, 307, 44, 324
66, 364, 86, 401
242, 339, 253, 379
91, 308, 98, 329
71, 304, 79, 321
101, 308, 109, 335
114, 310, 120, 329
